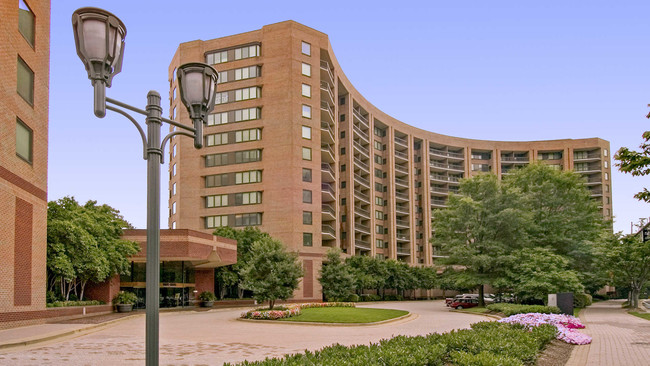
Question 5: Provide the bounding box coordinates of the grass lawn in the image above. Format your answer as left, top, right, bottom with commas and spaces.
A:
455, 307, 490, 314
629, 311, 650, 321
278, 307, 408, 323
574, 308, 582, 317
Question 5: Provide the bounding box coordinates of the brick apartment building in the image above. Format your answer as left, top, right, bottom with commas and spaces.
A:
168, 21, 612, 301
0, 0, 50, 321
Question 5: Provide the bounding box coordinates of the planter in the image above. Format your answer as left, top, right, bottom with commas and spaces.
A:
116, 304, 133, 313
201, 301, 214, 308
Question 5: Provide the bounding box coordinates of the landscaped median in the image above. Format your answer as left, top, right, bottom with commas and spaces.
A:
241, 302, 409, 324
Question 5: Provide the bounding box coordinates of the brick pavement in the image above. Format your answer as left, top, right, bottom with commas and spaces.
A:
567, 299, 650, 366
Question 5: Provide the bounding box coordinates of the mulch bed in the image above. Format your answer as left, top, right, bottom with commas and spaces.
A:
536, 339, 575, 366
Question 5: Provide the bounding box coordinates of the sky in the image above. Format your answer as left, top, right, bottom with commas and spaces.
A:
49, 0, 650, 234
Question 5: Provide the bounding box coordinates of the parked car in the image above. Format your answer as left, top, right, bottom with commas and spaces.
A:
450, 298, 479, 309
445, 293, 494, 307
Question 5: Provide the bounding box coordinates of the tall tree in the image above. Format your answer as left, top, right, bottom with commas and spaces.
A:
47, 197, 138, 300
615, 130, 650, 203
319, 248, 355, 301
598, 233, 650, 309
431, 174, 529, 306
239, 236, 303, 309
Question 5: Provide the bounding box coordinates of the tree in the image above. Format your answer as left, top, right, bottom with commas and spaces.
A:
213, 226, 271, 299
500, 247, 584, 302
598, 233, 650, 309
505, 163, 606, 292
319, 248, 355, 301
431, 174, 529, 306
239, 236, 303, 309
345, 255, 386, 296
47, 197, 138, 300
615, 130, 650, 202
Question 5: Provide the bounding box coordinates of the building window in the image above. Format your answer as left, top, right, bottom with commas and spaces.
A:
302, 105, 312, 119
171, 221, 176, 229
302, 126, 312, 139
301, 41, 311, 56
234, 191, 262, 205
303, 233, 313, 246
374, 154, 384, 165
235, 149, 262, 164
604, 161, 608, 168
375, 169, 383, 178
302, 168, 312, 182
603, 149, 608, 157
341, 147, 346, 155
605, 172, 609, 181
207, 107, 261, 126
235, 170, 262, 184
302, 63, 311, 77
18, 0, 34, 46
206, 194, 229, 208
235, 213, 262, 227
341, 198, 346, 205
302, 147, 312, 160
206, 132, 228, 146
17, 57, 34, 105
374, 141, 383, 151
214, 86, 261, 105
172, 164, 176, 176
340, 181, 346, 189
302, 189, 312, 203
218, 65, 261, 84
375, 196, 384, 206
172, 202, 177, 214
206, 44, 260, 64
340, 114, 345, 122
302, 83, 311, 98
205, 215, 228, 228
205, 173, 228, 188
605, 184, 610, 193
375, 183, 383, 192
340, 131, 345, 139
341, 164, 346, 172
172, 183, 176, 196
375, 225, 384, 234
235, 128, 262, 143
303, 211, 312, 225
376, 239, 384, 248
15, 119, 33, 163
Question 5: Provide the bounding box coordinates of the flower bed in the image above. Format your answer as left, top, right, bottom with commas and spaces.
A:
241, 302, 355, 320
499, 312, 592, 345
487, 303, 561, 316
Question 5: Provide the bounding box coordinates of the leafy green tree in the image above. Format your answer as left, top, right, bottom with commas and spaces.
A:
213, 226, 271, 298
345, 255, 386, 296
239, 236, 303, 309
431, 174, 529, 306
47, 197, 138, 301
319, 248, 355, 301
598, 233, 650, 308
615, 130, 650, 202
499, 247, 584, 302
504, 163, 606, 292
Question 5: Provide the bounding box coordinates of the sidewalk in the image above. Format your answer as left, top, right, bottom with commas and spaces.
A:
0, 312, 141, 350
567, 299, 650, 366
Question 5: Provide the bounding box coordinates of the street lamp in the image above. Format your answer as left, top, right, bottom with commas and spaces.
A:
72, 7, 218, 366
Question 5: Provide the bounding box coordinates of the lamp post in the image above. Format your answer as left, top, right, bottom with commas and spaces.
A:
71, 8, 218, 366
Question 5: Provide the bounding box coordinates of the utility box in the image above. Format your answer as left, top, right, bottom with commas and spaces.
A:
549, 292, 574, 315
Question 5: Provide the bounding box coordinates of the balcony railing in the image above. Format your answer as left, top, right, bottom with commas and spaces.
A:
429, 161, 464, 171
501, 156, 529, 162
322, 203, 336, 217
320, 60, 334, 83
431, 198, 447, 206
430, 148, 464, 159
430, 174, 461, 182
352, 108, 369, 127
394, 150, 408, 160
395, 177, 409, 186
353, 123, 369, 142
354, 189, 370, 202
396, 246, 411, 256
394, 135, 408, 146
321, 163, 335, 177
320, 81, 335, 104
355, 206, 370, 218
321, 182, 335, 196
574, 153, 601, 160
321, 144, 335, 163
354, 173, 370, 187
396, 219, 410, 227
395, 164, 408, 174
396, 204, 409, 214
353, 140, 369, 155
355, 222, 371, 233
396, 234, 410, 242
395, 191, 409, 200
320, 100, 335, 122
354, 157, 369, 171
321, 122, 335, 142
355, 239, 371, 250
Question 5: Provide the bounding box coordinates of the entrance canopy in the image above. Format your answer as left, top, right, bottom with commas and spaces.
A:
122, 229, 237, 268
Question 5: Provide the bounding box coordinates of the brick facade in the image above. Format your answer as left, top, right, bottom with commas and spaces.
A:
0, 0, 50, 324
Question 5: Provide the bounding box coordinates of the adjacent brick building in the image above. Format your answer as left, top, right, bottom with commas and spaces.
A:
169, 21, 612, 301
0, 0, 50, 319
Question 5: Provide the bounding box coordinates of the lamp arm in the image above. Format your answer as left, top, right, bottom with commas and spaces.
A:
105, 104, 148, 160
160, 131, 196, 164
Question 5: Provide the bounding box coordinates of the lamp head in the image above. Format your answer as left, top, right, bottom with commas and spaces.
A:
177, 63, 218, 148
72, 7, 126, 87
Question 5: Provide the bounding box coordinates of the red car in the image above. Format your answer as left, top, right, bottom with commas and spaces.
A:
450, 298, 479, 309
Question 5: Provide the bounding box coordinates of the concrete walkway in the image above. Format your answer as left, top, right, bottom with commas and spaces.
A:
567, 299, 650, 366
0, 301, 489, 365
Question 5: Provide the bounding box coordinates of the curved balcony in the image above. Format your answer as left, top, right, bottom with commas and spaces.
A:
321, 144, 335, 163
321, 122, 335, 144
354, 222, 371, 235
321, 163, 335, 183
355, 239, 371, 251
430, 148, 464, 161
322, 224, 336, 240
321, 182, 335, 202
322, 203, 336, 221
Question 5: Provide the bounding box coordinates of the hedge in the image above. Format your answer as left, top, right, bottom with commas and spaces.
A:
46, 300, 104, 308
224, 321, 557, 366
486, 304, 561, 316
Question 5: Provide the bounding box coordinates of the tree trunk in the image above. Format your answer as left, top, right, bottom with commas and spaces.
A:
269, 300, 275, 310
79, 280, 87, 301
478, 284, 485, 307
237, 287, 244, 299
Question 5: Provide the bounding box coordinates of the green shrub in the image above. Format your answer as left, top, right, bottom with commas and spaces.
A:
384, 294, 404, 301
487, 303, 561, 316
198, 291, 217, 301
223, 321, 556, 366
358, 294, 381, 302
346, 294, 360, 302
46, 300, 104, 308
112, 291, 138, 305
574, 293, 593, 308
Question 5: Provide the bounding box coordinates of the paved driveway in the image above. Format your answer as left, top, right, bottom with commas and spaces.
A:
0, 301, 489, 365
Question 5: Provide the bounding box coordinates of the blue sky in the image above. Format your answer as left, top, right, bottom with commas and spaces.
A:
49, 1, 650, 234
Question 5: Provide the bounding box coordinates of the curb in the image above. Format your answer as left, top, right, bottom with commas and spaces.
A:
237, 312, 416, 327
0, 313, 142, 351
450, 309, 502, 320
